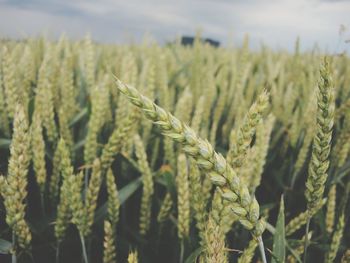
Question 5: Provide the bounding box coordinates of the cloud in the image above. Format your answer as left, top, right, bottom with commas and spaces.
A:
0, 0, 349, 52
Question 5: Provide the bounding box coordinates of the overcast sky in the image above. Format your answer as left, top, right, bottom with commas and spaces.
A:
0, 0, 349, 52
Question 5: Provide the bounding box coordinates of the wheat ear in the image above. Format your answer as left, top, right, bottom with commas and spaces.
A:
203, 216, 228, 263
305, 58, 334, 214
127, 250, 139, 263
157, 192, 173, 223
115, 77, 265, 238
103, 220, 117, 263
134, 134, 154, 235
0, 105, 32, 249
176, 154, 190, 240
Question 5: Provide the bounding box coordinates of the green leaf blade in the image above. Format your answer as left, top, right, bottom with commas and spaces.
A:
272, 195, 286, 263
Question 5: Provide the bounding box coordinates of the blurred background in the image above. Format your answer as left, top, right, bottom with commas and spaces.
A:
0, 0, 349, 52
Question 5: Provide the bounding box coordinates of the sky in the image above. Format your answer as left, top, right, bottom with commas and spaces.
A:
0, 0, 349, 52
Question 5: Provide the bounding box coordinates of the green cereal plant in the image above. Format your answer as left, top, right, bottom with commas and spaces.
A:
191, 95, 205, 134
85, 85, 111, 164
67, 159, 102, 238
150, 138, 160, 168
226, 90, 269, 169
84, 159, 102, 237
50, 139, 67, 202
101, 109, 137, 172
140, 58, 156, 145
156, 54, 171, 111
157, 192, 173, 224
203, 217, 228, 263
58, 106, 74, 157
200, 62, 217, 138
304, 58, 334, 261
188, 159, 208, 245
67, 171, 89, 262
0, 35, 348, 263
115, 78, 267, 259
285, 199, 326, 237
59, 48, 77, 121
54, 139, 74, 243
238, 239, 258, 263
332, 112, 350, 168
335, 97, 350, 122
292, 129, 314, 186
238, 146, 256, 188
341, 250, 350, 263
210, 190, 224, 227
0, 71, 10, 136
249, 115, 275, 192
325, 212, 345, 263
84, 34, 95, 90
35, 51, 57, 142
30, 113, 47, 196
164, 137, 177, 169
305, 58, 334, 215
1, 46, 18, 119
176, 154, 190, 240
286, 232, 313, 263
106, 168, 120, 230
210, 78, 228, 146
213, 95, 269, 237
20, 46, 35, 105
223, 45, 250, 139
326, 181, 349, 262
174, 88, 193, 125
128, 250, 139, 263
134, 134, 154, 235
0, 105, 31, 250
103, 220, 117, 263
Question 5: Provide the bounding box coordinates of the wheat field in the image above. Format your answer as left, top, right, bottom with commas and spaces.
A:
0, 35, 349, 263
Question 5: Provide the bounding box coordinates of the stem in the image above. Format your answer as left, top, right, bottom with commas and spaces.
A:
12, 232, 16, 263
179, 241, 184, 263
87, 238, 92, 263
303, 218, 311, 263
290, 171, 298, 190
79, 233, 89, 263
56, 242, 60, 263
258, 236, 267, 263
